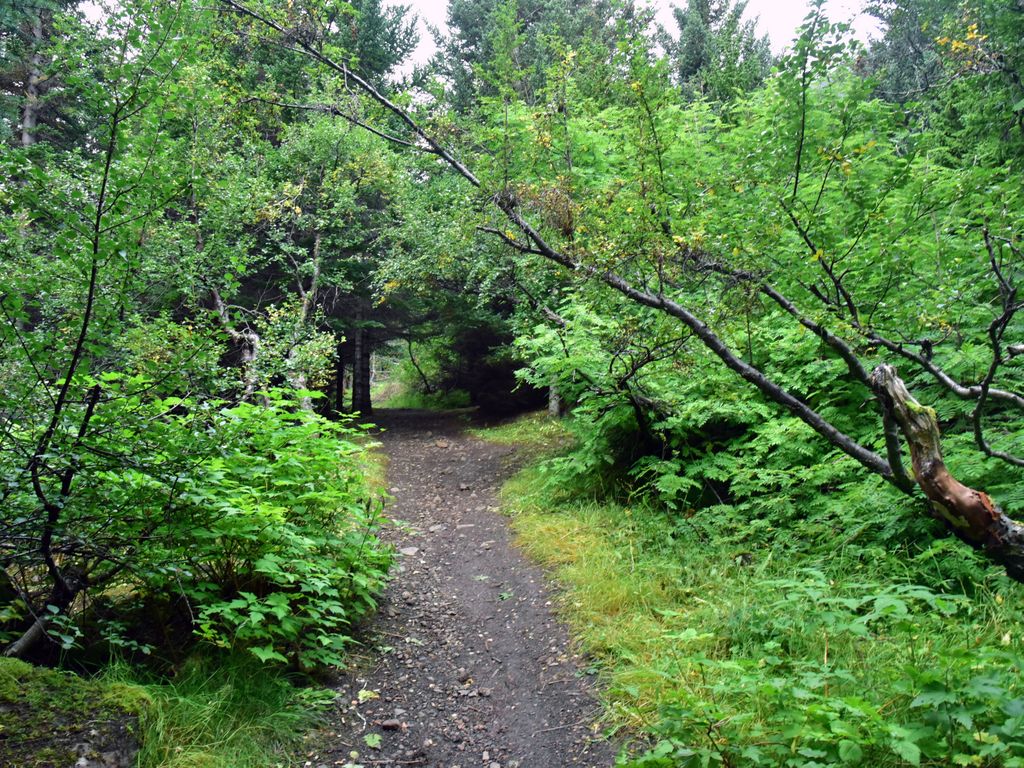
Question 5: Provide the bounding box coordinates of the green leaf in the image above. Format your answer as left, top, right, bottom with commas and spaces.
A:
891, 740, 921, 766
838, 740, 863, 764
364, 733, 382, 749
250, 645, 288, 664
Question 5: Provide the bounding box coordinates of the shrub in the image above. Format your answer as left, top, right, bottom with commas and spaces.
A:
2, 382, 391, 668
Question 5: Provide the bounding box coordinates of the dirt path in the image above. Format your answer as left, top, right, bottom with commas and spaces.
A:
305, 409, 615, 768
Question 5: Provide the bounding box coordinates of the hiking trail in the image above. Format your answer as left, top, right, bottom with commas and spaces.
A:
304, 409, 615, 768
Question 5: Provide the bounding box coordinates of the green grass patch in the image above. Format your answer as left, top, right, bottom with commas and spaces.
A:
121, 655, 318, 768
375, 387, 471, 410
478, 419, 1024, 767
468, 410, 574, 460
356, 433, 389, 496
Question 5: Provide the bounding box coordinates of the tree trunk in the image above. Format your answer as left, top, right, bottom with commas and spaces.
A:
872, 364, 1024, 580
3, 567, 85, 659
406, 338, 433, 394
335, 339, 348, 414
354, 327, 373, 415
20, 12, 45, 147
548, 382, 564, 417
351, 310, 372, 416
210, 288, 260, 400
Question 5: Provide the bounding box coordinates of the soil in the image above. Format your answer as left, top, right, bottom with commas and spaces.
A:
303, 409, 616, 768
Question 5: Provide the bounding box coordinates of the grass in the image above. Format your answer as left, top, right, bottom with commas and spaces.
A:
118, 655, 319, 768
467, 409, 575, 460
374, 386, 471, 410
1, 652, 316, 768
357, 434, 390, 496
476, 413, 1024, 767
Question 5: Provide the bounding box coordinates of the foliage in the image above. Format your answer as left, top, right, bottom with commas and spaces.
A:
485, 416, 1024, 767
2, 379, 391, 667
0, 0, 405, 669
165, 391, 392, 668
121, 654, 323, 768
660, 0, 771, 104
432, 0, 617, 109
6, 0, 1024, 763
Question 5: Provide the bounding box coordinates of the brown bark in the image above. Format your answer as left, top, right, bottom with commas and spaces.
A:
872, 364, 1024, 580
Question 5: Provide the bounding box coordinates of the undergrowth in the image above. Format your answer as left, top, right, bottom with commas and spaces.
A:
1, 653, 320, 768
375, 387, 472, 410
482, 412, 1024, 767
115, 654, 320, 768
468, 410, 574, 460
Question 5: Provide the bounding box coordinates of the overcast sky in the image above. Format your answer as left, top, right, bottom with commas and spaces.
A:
81, 0, 879, 67
397, 0, 878, 68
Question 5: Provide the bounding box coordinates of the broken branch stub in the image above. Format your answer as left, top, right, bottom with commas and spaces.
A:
871, 364, 1024, 581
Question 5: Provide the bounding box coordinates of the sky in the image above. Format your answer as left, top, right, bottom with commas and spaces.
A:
81, 0, 880, 67
395, 0, 880, 68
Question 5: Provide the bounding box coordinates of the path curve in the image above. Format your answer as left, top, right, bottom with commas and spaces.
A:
306, 409, 614, 768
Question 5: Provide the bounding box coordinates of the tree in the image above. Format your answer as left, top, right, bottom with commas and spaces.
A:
0, 0, 89, 147
221, 0, 1024, 582
342, 0, 418, 81
660, 0, 770, 103
432, 0, 616, 109
0, 0, 397, 662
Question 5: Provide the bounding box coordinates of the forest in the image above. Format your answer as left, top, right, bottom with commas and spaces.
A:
2, 0, 1024, 765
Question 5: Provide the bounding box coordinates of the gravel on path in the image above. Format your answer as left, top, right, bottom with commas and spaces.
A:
303, 409, 615, 768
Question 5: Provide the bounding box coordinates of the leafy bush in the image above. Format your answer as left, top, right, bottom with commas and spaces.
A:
625, 569, 1024, 767
162, 391, 392, 668
2, 381, 391, 668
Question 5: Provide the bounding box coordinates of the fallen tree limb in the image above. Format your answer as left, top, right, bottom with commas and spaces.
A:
872, 364, 1024, 580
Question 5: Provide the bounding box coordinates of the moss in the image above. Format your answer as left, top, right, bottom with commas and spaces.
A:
0, 658, 144, 768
